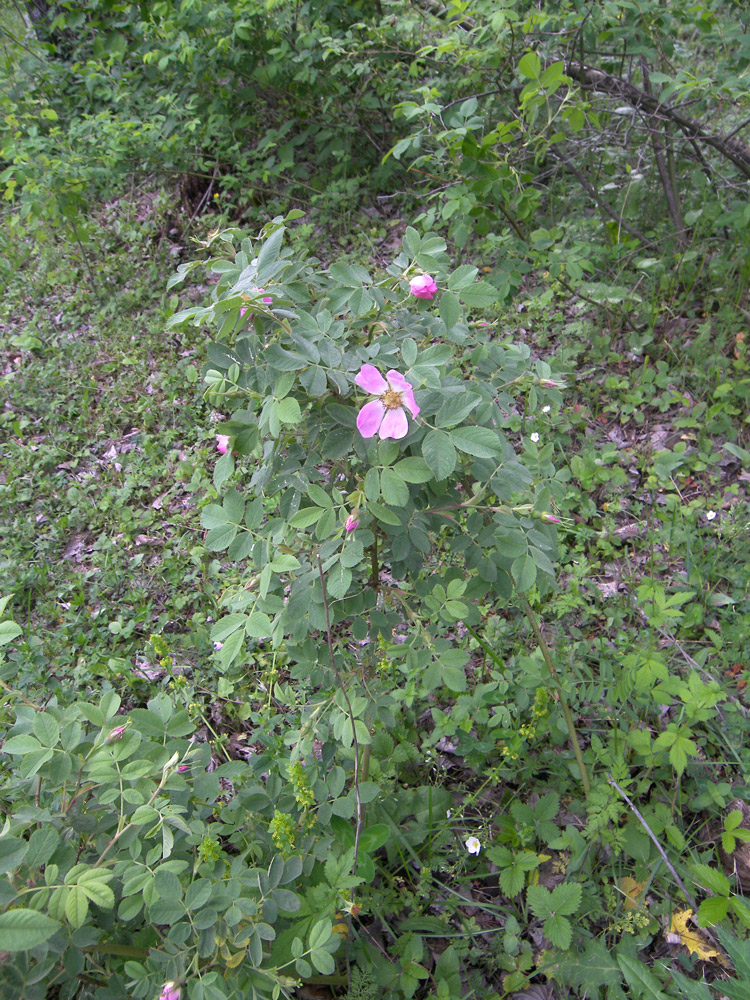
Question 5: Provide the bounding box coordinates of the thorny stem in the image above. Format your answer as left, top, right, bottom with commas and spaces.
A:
520, 596, 591, 797
369, 534, 379, 591
316, 555, 363, 874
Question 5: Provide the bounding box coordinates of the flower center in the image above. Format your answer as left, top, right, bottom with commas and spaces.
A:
382, 389, 403, 409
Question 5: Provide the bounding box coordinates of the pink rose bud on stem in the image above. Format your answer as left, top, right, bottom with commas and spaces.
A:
345, 514, 359, 532
538, 378, 563, 388
216, 435, 230, 455
158, 983, 181, 1000
106, 725, 127, 742
409, 274, 438, 299
541, 512, 560, 523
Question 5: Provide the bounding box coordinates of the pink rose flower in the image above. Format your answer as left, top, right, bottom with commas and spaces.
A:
409, 274, 438, 299
354, 364, 420, 440
216, 435, 230, 455
345, 514, 359, 532
158, 983, 180, 1000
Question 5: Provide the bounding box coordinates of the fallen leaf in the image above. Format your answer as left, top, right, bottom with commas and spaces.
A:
620, 875, 647, 911
667, 909, 727, 965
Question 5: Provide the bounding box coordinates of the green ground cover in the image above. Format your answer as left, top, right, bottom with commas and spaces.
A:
1, 2, 750, 1000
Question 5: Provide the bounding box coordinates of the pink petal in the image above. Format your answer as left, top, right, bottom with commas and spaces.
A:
386, 370, 412, 392
355, 364, 388, 394
357, 399, 385, 437
379, 407, 409, 440
401, 388, 420, 418
409, 274, 438, 299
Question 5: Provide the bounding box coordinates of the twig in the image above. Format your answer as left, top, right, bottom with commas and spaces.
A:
639, 59, 687, 245
316, 555, 363, 874
550, 148, 654, 245
608, 775, 699, 909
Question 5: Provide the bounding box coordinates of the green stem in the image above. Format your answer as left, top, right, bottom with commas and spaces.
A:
519, 597, 591, 797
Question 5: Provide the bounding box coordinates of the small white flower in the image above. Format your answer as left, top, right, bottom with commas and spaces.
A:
705, 510, 717, 521
465, 836, 481, 855
446, 810, 452, 819
542, 405, 550, 413
213, 641, 224, 651
530, 432, 540, 443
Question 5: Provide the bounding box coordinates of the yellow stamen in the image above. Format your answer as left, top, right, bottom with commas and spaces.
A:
383, 389, 402, 409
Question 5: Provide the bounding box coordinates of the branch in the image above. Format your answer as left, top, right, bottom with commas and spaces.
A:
566, 61, 750, 179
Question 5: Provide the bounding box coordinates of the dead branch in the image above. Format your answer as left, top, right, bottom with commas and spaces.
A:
566, 61, 750, 179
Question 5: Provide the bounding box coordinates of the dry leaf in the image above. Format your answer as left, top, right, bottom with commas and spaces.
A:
619, 875, 647, 911
667, 908, 727, 965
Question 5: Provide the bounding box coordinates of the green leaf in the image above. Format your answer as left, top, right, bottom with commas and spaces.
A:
309, 918, 332, 951
439, 291, 460, 331
447, 265, 479, 290
696, 895, 729, 927
255, 227, 284, 280
327, 562, 352, 600
692, 863, 731, 897
277, 397, 302, 424
0, 909, 62, 951
1, 734, 42, 754
289, 507, 324, 529
0, 621, 22, 646
364, 466, 380, 500
33, 713, 60, 748
449, 425, 501, 457
211, 614, 247, 642
204, 523, 237, 552
512, 554, 536, 593
422, 430, 457, 480
79, 879, 115, 910
518, 51, 542, 79
544, 912, 572, 949
393, 457, 433, 483
380, 468, 410, 506
499, 865, 526, 897
435, 393, 481, 429
617, 954, 669, 1000
65, 885, 89, 928
359, 824, 390, 853
0, 838, 28, 875
548, 881, 582, 916
527, 884, 553, 919
368, 501, 402, 526
402, 338, 418, 366
311, 949, 336, 975
307, 484, 332, 507
668, 967, 712, 1000
442, 665, 467, 692
245, 612, 273, 639
459, 281, 497, 308
557, 940, 623, 992
403, 227, 421, 257
219, 629, 245, 670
